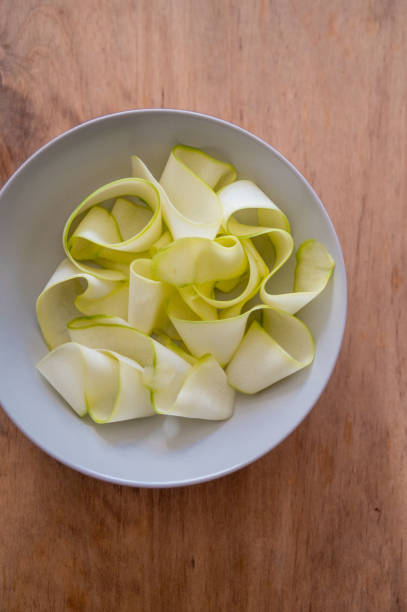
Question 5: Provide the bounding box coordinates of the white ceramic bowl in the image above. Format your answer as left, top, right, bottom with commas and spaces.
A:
0, 110, 347, 487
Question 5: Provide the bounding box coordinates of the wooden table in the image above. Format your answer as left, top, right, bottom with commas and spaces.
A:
1, 1, 406, 610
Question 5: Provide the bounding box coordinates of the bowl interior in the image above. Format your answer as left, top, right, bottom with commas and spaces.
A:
0, 110, 346, 486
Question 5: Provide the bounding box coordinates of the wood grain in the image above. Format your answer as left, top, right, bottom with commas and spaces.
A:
1, 1, 406, 610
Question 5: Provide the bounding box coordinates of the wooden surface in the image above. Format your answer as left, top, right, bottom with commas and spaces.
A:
1, 1, 406, 610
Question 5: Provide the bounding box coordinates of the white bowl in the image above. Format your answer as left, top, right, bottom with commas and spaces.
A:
0, 110, 347, 487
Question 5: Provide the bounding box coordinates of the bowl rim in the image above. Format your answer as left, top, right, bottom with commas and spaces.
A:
0, 108, 347, 487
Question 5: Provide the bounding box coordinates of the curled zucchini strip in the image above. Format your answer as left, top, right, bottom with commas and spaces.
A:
226, 308, 315, 393
167, 293, 250, 366
63, 178, 162, 280
194, 238, 266, 313
36, 259, 129, 349
151, 235, 247, 286
219, 179, 290, 235
133, 145, 236, 240
164, 354, 234, 420
128, 259, 172, 334
260, 239, 335, 314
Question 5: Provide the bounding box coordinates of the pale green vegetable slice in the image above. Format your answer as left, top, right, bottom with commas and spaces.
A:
217, 179, 294, 297
226, 308, 315, 394
37, 342, 154, 422
132, 145, 235, 240
294, 240, 335, 291
218, 179, 290, 235
64, 178, 162, 280
260, 239, 335, 314
151, 235, 247, 286
131, 155, 181, 232
128, 259, 172, 334
167, 294, 250, 366
168, 145, 236, 190
217, 237, 271, 318
159, 355, 235, 420
37, 342, 87, 416
159, 145, 236, 240
194, 238, 266, 311
36, 259, 129, 349
212, 228, 293, 319
254, 228, 294, 274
